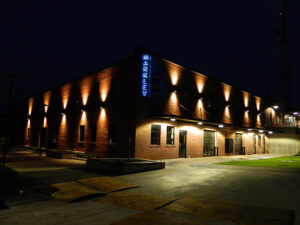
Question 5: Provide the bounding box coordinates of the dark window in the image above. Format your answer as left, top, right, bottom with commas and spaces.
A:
108, 124, 116, 144
91, 125, 97, 143
225, 138, 233, 153
79, 125, 85, 142
258, 135, 261, 147
151, 124, 161, 145
166, 126, 175, 145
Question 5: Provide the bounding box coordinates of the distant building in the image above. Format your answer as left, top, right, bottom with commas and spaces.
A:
12, 49, 300, 159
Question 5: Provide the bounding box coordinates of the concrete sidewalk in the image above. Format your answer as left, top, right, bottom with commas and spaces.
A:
0, 148, 298, 224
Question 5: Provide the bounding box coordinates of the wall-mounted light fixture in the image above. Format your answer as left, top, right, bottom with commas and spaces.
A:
226, 102, 230, 108
293, 112, 298, 115
198, 93, 204, 100
247, 128, 252, 131
171, 86, 177, 93
170, 117, 176, 122
218, 124, 224, 128
197, 121, 203, 125
259, 130, 264, 133
99, 101, 107, 109
268, 131, 274, 134
81, 105, 87, 112
273, 105, 279, 109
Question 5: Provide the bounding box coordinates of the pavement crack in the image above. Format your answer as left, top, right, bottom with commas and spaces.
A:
154, 198, 178, 210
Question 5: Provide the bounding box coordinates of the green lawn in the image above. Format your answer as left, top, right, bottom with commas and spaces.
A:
216, 156, 300, 169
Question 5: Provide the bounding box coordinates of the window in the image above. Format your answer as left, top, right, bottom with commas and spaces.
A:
166, 126, 175, 145
91, 125, 97, 143
258, 135, 261, 147
79, 125, 85, 142
108, 124, 116, 144
151, 124, 161, 145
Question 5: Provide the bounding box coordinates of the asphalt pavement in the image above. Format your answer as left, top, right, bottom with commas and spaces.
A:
0, 148, 298, 225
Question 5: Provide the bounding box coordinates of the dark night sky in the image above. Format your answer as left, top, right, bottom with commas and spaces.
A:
0, 0, 299, 113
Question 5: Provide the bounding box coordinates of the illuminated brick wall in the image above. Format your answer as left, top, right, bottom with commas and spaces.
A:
14, 56, 137, 158
12, 49, 272, 159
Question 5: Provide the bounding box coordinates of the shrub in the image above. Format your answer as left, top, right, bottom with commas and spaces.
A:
295, 151, 300, 156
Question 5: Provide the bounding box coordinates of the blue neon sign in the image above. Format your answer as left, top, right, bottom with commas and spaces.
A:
141, 54, 151, 97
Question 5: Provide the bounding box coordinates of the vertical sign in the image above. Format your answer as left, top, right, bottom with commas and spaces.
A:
141, 54, 151, 97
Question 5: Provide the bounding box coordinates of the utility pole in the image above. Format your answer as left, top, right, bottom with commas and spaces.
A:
280, 0, 292, 105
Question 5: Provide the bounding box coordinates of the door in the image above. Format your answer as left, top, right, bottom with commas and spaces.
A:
253, 134, 256, 154
235, 133, 243, 155
203, 130, 216, 156
179, 131, 187, 157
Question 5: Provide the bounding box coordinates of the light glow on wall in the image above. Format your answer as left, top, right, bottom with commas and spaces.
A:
223, 106, 231, 123
244, 111, 250, 127
28, 98, 34, 116
80, 77, 92, 105
257, 114, 261, 127
61, 113, 66, 125
27, 119, 31, 128
43, 91, 51, 113
61, 84, 71, 109
243, 92, 250, 107
99, 78, 111, 102
171, 92, 177, 103
43, 117, 47, 128
165, 92, 180, 119
97, 107, 108, 149
170, 72, 179, 86
80, 111, 87, 124
168, 65, 182, 86
222, 84, 232, 102
255, 97, 261, 111
100, 107, 106, 120
195, 75, 206, 93
195, 99, 206, 120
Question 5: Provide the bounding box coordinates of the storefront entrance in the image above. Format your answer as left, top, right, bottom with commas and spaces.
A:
203, 130, 216, 156
179, 130, 187, 157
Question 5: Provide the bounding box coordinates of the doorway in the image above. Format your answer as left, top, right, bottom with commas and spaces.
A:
179, 130, 187, 157
235, 133, 243, 155
203, 130, 216, 156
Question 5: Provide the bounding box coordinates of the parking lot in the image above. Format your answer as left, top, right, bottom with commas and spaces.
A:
0, 148, 298, 224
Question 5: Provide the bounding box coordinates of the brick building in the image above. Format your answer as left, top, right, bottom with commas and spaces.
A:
13, 49, 289, 159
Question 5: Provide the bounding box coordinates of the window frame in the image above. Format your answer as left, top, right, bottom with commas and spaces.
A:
151, 124, 161, 145
166, 126, 175, 145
